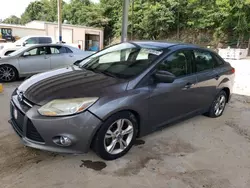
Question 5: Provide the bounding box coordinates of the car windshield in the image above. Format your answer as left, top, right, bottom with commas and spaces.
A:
8, 46, 30, 56
80, 43, 163, 79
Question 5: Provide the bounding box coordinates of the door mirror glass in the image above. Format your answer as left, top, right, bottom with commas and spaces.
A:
154, 70, 176, 83
23, 52, 30, 57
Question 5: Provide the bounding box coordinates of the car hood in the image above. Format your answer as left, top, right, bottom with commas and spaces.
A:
0, 43, 14, 48
0, 42, 18, 49
18, 66, 128, 106
0, 55, 16, 61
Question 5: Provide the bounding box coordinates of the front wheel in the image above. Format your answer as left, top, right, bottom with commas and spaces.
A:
0, 65, 18, 82
207, 90, 227, 118
93, 111, 138, 160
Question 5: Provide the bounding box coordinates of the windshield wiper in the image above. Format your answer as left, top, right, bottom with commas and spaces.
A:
85, 67, 117, 78
100, 70, 118, 78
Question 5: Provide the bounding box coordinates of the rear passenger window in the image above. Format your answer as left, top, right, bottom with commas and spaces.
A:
50, 46, 67, 54
194, 50, 214, 72
158, 50, 192, 77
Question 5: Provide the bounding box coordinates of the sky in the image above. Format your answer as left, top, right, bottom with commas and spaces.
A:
0, 0, 98, 20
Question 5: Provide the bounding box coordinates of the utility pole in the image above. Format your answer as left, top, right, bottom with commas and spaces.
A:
58, 0, 62, 43
177, 0, 180, 40
121, 0, 129, 42
131, 0, 134, 40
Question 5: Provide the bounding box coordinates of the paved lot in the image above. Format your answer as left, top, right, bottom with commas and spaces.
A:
1, 60, 250, 188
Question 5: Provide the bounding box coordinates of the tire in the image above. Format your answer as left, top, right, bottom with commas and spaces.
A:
206, 90, 227, 118
93, 111, 138, 160
0, 65, 18, 82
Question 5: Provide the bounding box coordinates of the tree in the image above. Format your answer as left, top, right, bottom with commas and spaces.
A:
20, 0, 62, 24
4, 0, 250, 47
3, 15, 21, 24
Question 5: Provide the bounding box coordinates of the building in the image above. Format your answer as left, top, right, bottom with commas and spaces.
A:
0, 21, 104, 51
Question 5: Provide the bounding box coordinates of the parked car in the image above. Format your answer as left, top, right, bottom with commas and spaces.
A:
0, 44, 93, 82
9, 41, 235, 160
0, 36, 55, 57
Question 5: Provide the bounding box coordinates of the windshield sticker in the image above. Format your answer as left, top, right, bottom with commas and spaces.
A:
141, 49, 163, 55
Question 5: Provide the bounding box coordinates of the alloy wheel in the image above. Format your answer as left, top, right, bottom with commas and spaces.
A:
214, 95, 226, 116
0, 66, 16, 82
104, 118, 134, 155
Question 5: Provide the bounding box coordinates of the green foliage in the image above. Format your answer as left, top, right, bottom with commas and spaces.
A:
3, 0, 250, 46
20, 0, 60, 24
128, 0, 177, 40
3, 15, 21, 24
63, 0, 108, 27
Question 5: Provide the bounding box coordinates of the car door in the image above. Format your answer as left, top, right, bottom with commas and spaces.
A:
49, 46, 74, 69
18, 46, 51, 75
148, 49, 199, 128
193, 49, 219, 109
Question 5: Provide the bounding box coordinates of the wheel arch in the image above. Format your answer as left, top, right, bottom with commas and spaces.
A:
4, 50, 15, 56
89, 109, 141, 150
217, 78, 232, 103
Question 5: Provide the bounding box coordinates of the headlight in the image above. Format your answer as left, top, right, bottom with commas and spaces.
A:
38, 97, 98, 116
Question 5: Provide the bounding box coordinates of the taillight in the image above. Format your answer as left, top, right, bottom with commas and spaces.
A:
231, 67, 235, 73
78, 44, 81, 49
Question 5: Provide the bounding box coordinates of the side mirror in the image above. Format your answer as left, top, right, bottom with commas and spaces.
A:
23, 52, 30, 57
23, 41, 27, 46
154, 70, 176, 83
74, 60, 81, 66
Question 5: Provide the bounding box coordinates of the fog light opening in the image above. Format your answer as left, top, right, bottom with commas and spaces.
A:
60, 136, 72, 146
53, 136, 72, 147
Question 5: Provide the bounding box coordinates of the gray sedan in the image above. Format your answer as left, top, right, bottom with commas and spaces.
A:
9, 42, 235, 160
0, 44, 93, 82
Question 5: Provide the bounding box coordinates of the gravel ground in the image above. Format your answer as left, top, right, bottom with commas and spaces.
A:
1, 60, 250, 188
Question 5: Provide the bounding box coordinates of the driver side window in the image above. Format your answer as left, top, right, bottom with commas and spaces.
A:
25, 37, 39, 44
158, 50, 193, 77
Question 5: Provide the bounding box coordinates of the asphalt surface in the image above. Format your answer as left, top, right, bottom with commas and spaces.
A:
1, 60, 250, 188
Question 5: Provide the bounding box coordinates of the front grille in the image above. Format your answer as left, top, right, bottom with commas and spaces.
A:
10, 104, 24, 134
26, 120, 45, 143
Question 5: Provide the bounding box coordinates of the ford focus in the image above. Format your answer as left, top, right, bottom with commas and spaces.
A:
9, 41, 235, 160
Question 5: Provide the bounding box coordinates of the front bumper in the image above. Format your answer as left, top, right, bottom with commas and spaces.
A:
9, 95, 102, 154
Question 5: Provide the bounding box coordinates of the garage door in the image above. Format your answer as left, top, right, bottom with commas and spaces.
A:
55, 28, 73, 43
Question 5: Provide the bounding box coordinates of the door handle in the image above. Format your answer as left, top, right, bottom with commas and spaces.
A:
69, 54, 74, 57
182, 83, 193, 90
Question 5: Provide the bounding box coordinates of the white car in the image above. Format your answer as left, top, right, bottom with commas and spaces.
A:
0, 36, 55, 57
0, 44, 94, 82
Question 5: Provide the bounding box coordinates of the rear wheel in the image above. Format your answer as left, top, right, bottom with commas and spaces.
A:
207, 90, 227, 118
0, 65, 18, 82
93, 111, 138, 160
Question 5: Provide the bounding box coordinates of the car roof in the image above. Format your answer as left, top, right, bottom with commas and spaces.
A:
22, 35, 53, 38
131, 41, 202, 50
132, 41, 179, 49
25, 43, 68, 48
